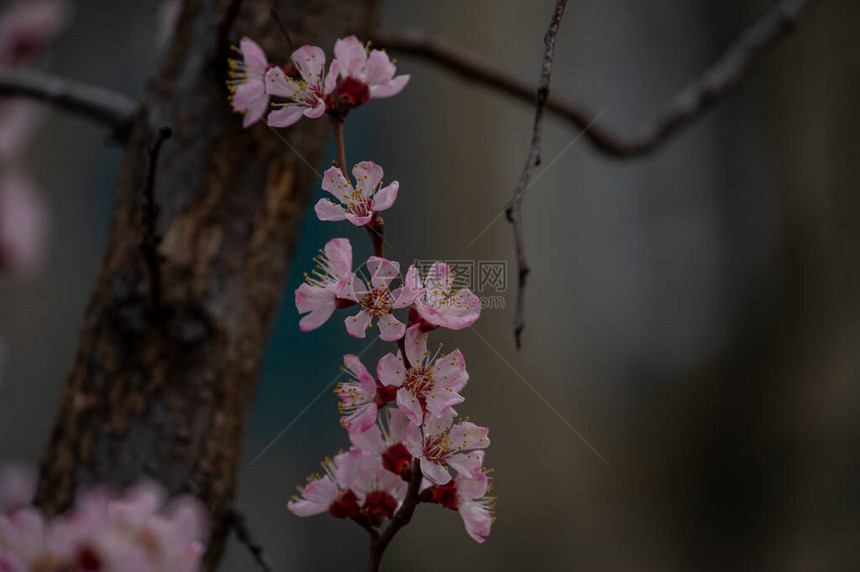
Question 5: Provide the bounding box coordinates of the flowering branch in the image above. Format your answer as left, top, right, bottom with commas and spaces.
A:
228, 510, 275, 572
0, 66, 135, 133
231, 31, 493, 571
505, 0, 568, 349
371, 0, 820, 158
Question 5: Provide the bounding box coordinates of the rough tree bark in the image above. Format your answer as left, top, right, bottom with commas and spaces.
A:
33, 0, 377, 567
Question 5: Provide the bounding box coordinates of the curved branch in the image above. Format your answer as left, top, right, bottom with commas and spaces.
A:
0, 67, 136, 132
371, 0, 820, 159
375, 0, 820, 348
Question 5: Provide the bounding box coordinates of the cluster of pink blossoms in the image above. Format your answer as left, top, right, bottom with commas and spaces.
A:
291, 252, 495, 542
0, 466, 207, 572
0, 0, 68, 277
229, 35, 496, 547
228, 35, 409, 128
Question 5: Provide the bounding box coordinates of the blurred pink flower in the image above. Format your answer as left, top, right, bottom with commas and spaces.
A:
0, 0, 70, 161
0, 0, 70, 66
0, 477, 207, 572
0, 464, 35, 513
0, 171, 49, 277
0, 100, 43, 162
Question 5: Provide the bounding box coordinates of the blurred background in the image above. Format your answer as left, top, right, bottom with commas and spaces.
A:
1, 0, 858, 570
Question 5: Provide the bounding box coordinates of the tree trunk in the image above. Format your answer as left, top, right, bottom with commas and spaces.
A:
33, 0, 377, 566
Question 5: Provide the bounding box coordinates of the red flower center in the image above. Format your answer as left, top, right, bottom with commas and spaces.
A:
429, 482, 460, 511
364, 491, 398, 520
404, 366, 434, 399
361, 286, 394, 317
382, 443, 413, 479
328, 489, 360, 519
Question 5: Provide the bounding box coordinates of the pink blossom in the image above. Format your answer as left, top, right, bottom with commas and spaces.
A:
227, 37, 271, 128
0, 0, 70, 160
337, 258, 422, 341
0, 1, 70, 66
315, 161, 398, 227
295, 237, 353, 332
348, 408, 410, 456
454, 472, 495, 543
404, 412, 489, 485
289, 449, 407, 522
426, 472, 495, 543
0, 100, 43, 162
0, 171, 49, 277
0, 548, 27, 572
356, 456, 408, 522
0, 508, 53, 567
288, 449, 362, 518
330, 36, 409, 107
349, 409, 414, 480
0, 464, 35, 513
411, 262, 481, 331
336, 354, 396, 432
377, 324, 468, 424
0, 480, 206, 572
265, 45, 338, 128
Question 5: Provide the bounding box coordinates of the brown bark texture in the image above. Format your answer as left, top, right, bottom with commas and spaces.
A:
33, 0, 377, 566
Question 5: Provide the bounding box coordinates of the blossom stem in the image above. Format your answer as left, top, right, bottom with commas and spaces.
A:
366, 460, 424, 572
396, 335, 411, 370
332, 118, 350, 179
365, 216, 385, 258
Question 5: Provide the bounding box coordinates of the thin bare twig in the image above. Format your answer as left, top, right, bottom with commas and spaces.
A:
0, 67, 136, 133
365, 216, 386, 258
371, 0, 819, 158
229, 510, 275, 572
139, 127, 172, 319
333, 119, 350, 179
504, 0, 567, 349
